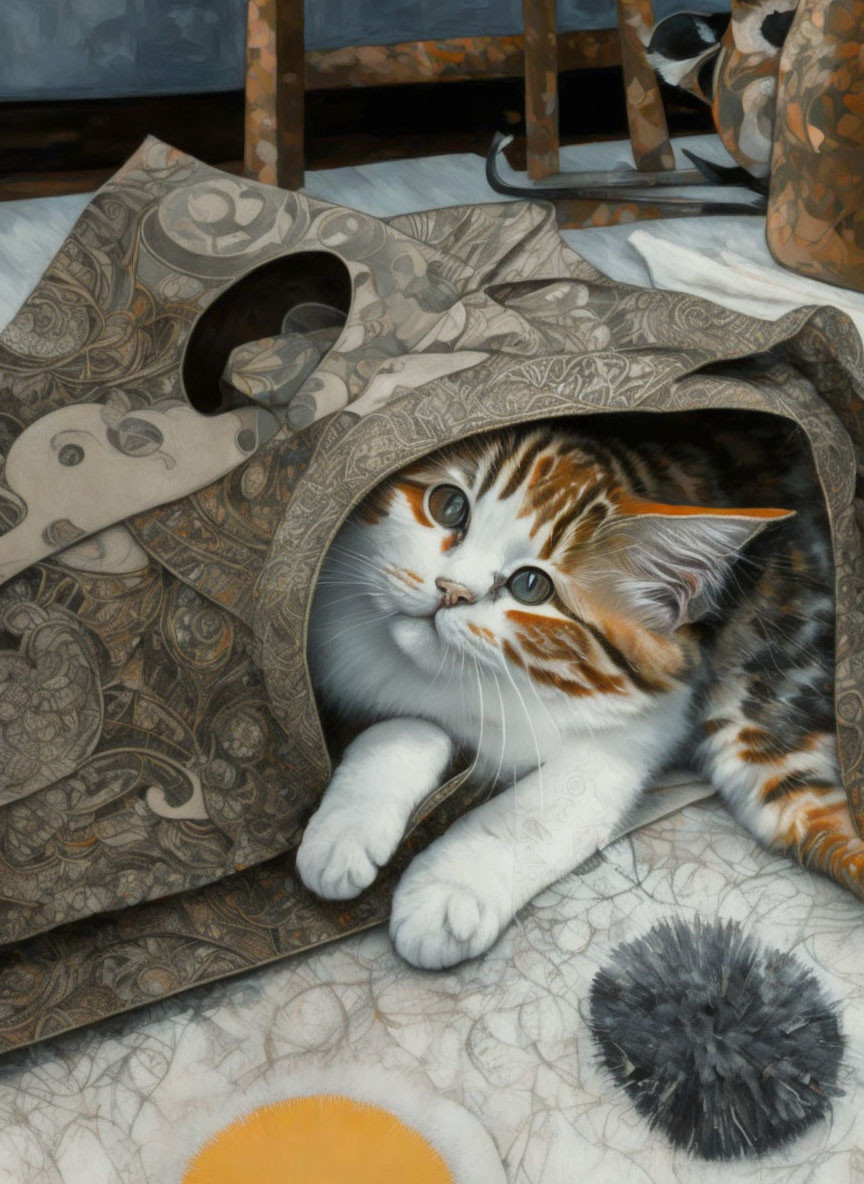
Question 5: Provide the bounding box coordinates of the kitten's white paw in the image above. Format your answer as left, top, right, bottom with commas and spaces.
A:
296, 808, 399, 900
389, 852, 511, 969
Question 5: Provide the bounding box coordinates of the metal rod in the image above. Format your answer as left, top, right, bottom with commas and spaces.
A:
485, 132, 767, 215
528, 167, 706, 189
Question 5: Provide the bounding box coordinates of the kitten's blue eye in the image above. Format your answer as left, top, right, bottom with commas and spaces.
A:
428, 484, 469, 530
508, 567, 553, 605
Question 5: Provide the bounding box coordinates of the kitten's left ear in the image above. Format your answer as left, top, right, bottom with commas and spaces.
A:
606, 497, 795, 630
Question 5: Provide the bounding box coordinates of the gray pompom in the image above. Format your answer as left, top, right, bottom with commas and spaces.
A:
589, 917, 844, 1160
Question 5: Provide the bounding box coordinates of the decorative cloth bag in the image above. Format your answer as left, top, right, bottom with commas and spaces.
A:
648, 0, 793, 177
767, 0, 864, 292
649, 0, 864, 291
0, 139, 862, 1055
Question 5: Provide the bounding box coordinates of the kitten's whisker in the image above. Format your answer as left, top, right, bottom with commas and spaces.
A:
458, 648, 469, 721
517, 656, 564, 750
498, 650, 545, 807
329, 540, 400, 571
316, 589, 385, 609
323, 552, 388, 581
325, 541, 396, 575
490, 666, 509, 791
414, 643, 452, 714
313, 607, 399, 649
468, 657, 486, 781
324, 546, 382, 571
316, 573, 381, 589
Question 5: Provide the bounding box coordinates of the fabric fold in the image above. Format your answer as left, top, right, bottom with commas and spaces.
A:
0, 139, 861, 1054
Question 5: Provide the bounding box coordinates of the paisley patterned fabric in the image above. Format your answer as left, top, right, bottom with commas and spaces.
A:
0, 138, 861, 1054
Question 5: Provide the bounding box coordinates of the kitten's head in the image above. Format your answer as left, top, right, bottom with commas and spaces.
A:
325, 427, 792, 704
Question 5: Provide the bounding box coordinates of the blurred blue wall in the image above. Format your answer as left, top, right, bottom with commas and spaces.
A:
0, 0, 727, 101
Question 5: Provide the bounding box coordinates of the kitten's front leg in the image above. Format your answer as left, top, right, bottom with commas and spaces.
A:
390, 738, 649, 969
296, 718, 453, 900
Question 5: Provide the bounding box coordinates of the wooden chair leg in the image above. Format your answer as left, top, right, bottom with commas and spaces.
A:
244, 0, 278, 184
243, 0, 305, 188
276, 0, 305, 189
523, 0, 560, 179
616, 0, 675, 170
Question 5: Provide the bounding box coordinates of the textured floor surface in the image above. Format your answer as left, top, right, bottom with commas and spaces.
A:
2, 798, 864, 1184
1, 141, 863, 1184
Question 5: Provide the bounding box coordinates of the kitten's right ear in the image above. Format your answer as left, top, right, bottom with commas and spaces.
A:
605, 498, 795, 630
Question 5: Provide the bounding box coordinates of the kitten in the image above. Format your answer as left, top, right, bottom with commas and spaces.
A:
297, 418, 859, 969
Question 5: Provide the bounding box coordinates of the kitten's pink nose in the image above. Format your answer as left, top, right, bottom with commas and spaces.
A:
435, 577, 475, 607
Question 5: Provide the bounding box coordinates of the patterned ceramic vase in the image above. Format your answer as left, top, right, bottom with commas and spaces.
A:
767, 0, 864, 292
711, 0, 796, 177
647, 0, 795, 177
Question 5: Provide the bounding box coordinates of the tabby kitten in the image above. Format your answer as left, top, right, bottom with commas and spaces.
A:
297, 418, 857, 969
